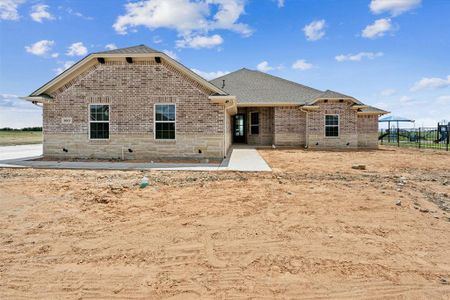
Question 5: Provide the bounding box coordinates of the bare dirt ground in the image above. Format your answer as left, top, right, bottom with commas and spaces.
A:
0, 146, 449, 299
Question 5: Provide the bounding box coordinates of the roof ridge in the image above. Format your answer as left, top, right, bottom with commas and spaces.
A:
208, 68, 246, 82
94, 44, 160, 55
212, 68, 324, 94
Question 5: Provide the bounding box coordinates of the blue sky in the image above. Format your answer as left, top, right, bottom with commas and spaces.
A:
0, 0, 449, 128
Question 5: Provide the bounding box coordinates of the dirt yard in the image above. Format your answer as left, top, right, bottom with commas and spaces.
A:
0, 146, 449, 299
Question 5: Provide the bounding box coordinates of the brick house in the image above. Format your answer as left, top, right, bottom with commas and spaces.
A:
22, 45, 387, 160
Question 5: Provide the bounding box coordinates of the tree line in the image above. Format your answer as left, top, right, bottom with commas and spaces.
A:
0, 127, 42, 131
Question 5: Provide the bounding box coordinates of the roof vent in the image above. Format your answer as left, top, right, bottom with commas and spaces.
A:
126, 57, 133, 64
97, 57, 105, 64
155, 57, 161, 63
222, 80, 225, 88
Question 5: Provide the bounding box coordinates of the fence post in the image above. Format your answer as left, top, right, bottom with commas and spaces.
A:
380, 129, 383, 145
447, 127, 449, 151
418, 128, 421, 149
397, 127, 400, 147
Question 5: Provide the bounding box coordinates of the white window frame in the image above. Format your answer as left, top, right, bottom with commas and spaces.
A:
154, 103, 176, 140
88, 103, 110, 140
324, 114, 339, 138
249, 111, 260, 135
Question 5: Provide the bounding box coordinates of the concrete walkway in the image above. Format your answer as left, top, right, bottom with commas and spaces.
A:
220, 148, 271, 171
0, 144, 271, 172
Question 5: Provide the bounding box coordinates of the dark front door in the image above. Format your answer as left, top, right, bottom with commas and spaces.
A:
233, 114, 246, 143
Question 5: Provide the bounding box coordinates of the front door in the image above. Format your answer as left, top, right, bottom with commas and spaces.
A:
233, 114, 246, 143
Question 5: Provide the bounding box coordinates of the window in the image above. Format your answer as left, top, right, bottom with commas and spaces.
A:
89, 104, 109, 139
250, 112, 259, 134
155, 104, 176, 140
325, 115, 339, 137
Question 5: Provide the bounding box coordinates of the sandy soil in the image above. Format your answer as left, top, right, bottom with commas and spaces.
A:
0, 146, 449, 299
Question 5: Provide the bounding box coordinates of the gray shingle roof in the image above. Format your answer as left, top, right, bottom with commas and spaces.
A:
358, 105, 389, 114
311, 89, 362, 104
210, 68, 324, 105
95, 44, 160, 55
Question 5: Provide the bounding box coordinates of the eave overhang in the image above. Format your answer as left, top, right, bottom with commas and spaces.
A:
20, 94, 53, 104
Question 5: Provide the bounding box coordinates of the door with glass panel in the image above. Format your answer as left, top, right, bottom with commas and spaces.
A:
233, 114, 246, 143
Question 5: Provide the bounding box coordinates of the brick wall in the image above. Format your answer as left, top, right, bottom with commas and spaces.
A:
357, 115, 379, 148
273, 107, 306, 146
306, 101, 358, 148
43, 60, 226, 159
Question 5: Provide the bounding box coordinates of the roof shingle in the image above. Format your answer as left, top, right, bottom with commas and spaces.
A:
95, 44, 160, 55
210, 68, 323, 105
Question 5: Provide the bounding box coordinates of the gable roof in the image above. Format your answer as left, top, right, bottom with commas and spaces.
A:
210, 68, 324, 105
307, 89, 363, 105
25, 44, 226, 99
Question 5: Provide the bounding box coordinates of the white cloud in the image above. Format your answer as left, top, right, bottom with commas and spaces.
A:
113, 0, 252, 49
0, 93, 41, 128
163, 49, 178, 60
303, 19, 326, 41
191, 68, 229, 80
30, 4, 54, 22
176, 34, 223, 49
411, 75, 450, 91
335, 51, 383, 62
256, 61, 275, 72
292, 59, 313, 70
362, 18, 392, 39
54, 61, 75, 74
66, 42, 88, 56
153, 36, 162, 44
0, 93, 19, 106
277, 0, 284, 8
399, 95, 413, 103
64, 7, 93, 20
0, 0, 24, 21
370, 0, 421, 16
380, 88, 396, 96
25, 40, 54, 56
437, 95, 450, 104
51, 52, 59, 58
105, 43, 118, 50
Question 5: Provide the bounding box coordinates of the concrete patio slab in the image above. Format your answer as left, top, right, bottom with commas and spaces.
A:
0, 145, 271, 172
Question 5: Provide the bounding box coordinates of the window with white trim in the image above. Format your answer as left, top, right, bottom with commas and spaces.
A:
89, 104, 109, 139
155, 104, 176, 140
325, 114, 339, 137
250, 112, 259, 134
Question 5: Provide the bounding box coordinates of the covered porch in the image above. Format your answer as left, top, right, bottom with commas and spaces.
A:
232, 107, 274, 145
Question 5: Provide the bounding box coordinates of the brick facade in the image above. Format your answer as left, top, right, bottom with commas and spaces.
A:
41, 59, 379, 159
273, 107, 306, 146
306, 101, 358, 148
230, 104, 378, 148
43, 60, 227, 160
357, 115, 379, 148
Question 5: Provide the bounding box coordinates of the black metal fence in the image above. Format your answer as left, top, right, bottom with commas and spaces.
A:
379, 125, 449, 151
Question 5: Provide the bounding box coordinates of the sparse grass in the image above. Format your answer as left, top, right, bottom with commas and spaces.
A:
0, 130, 42, 146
